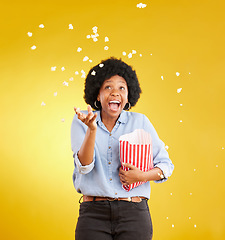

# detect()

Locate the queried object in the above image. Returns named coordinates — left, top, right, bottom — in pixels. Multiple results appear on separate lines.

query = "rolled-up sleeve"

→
left=74, top=152, right=95, bottom=174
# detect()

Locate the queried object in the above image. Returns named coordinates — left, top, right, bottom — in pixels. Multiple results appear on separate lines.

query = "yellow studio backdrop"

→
left=0, top=0, right=224, bottom=239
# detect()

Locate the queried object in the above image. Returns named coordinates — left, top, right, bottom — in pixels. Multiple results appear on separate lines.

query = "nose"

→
left=111, top=91, right=119, bottom=97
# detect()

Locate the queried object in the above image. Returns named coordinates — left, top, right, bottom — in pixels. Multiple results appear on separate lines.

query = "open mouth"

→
left=108, top=100, right=121, bottom=111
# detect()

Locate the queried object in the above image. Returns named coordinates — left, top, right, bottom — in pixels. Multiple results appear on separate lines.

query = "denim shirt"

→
left=71, top=110, right=174, bottom=199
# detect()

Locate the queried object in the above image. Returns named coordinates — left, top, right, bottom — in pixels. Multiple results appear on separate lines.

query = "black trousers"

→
left=75, top=199, right=153, bottom=240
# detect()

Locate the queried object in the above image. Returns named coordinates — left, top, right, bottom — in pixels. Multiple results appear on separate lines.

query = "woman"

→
left=71, top=57, right=174, bottom=240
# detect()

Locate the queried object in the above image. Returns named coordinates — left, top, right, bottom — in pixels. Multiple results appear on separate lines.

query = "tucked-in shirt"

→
left=71, top=110, right=174, bottom=199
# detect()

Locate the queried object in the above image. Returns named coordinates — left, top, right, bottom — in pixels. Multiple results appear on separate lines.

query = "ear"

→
left=97, top=94, right=100, bottom=101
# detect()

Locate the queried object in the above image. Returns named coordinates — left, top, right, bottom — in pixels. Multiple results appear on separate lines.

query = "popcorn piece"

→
left=180, top=103, right=183, bottom=106
left=91, top=70, right=96, bottom=76
left=51, top=66, right=56, bottom=71
left=165, top=145, right=169, bottom=150
left=170, top=193, right=173, bottom=195
left=69, top=24, right=73, bottom=29
left=180, top=120, right=183, bottom=122
left=63, top=81, right=69, bottom=86
left=137, top=3, right=147, bottom=8
left=41, top=102, right=46, bottom=106
left=150, top=53, right=153, bottom=56
left=222, top=147, right=224, bottom=150
left=27, top=32, right=32, bottom=37
left=177, top=88, right=182, bottom=93
left=189, top=217, right=191, bottom=219
left=39, top=24, right=44, bottom=28
left=61, top=119, right=65, bottom=122
left=194, top=225, right=197, bottom=228
left=105, top=36, right=109, bottom=42
left=54, top=92, right=57, bottom=96
left=132, top=50, right=137, bottom=54
left=83, top=56, right=89, bottom=61
left=92, top=26, right=98, bottom=33
left=128, top=53, right=132, bottom=58
left=75, top=71, right=79, bottom=75
left=93, top=38, right=98, bottom=42
left=161, top=76, right=164, bottom=80
left=69, top=77, right=74, bottom=81
left=190, top=193, right=193, bottom=195
left=89, top=59, right=92, bottom=62
left=122, top=51, right=126, bottom=56
left=77, top=47, right=82, bottom=52
left=104, top=46, right=109, bottom=50
left=99, top=63, right=104, bottom=68
left=86, top=35, right=91, bottom=39
left=81, top=70, right=86, bottom=78
left=31, top=45, right=36, bottom=50
left=176, top=72, right=180, bottom=76
left=139, top=54, right=142, bottom=57
left=61, top=67, right=65, bottom=71
left=172, top=224, right=174, bottom=228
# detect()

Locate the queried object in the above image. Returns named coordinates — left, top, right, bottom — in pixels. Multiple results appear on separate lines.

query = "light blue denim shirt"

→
left=71, top=110, right=174, bottom=199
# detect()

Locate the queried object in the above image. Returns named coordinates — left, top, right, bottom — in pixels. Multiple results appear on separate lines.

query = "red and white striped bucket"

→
left=119, top=129, right=153, bottom=191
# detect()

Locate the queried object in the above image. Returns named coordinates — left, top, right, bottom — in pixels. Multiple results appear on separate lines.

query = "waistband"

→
left=81, top=195, right=147, bottom=203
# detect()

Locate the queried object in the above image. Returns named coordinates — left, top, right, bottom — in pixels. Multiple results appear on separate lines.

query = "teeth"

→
left=109, top=100, right=120, bottom=104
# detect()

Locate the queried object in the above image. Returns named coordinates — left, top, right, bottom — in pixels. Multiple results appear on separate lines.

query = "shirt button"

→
left=109, top=146, right=111, bottom=149
left=115, top=193, right=118, bottom=195
left=108, top=162, right=111, bottom=165
left=110, top=178, right=112, bottom=181
left=109, top=133, right=112, bottom=136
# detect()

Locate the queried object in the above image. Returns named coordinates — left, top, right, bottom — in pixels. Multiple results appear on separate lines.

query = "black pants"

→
left=75, top=199, right=153, bottom=240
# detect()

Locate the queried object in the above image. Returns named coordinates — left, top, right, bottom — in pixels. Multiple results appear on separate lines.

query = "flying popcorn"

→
left=75, top=71, right=79, bottom=75
left=89, top=59, right=92, bottom=62
left=105, top=36, right=109, bottom=42
left=99, top=63, right=104, bottom=68
left=104, top=46, right=109, bottom=50
left=39, top=24, right=44, bottom=28
left=132, top=50, right=137, bottom=54
left=91, top=70, right=96, bottom=76
left=69, top=24, right=73, bottom=29
left=92, top=26, right=98, bottom=33
left=69, top=77, right=74, bottom=81
left=93, top=38, right=98, bottom=42
left=128, top=53, right=132, bottom=58
left=77, top=47, right=82, bottom=52
left=61, top=67, right=65, bottom=71
left=31, top=45, right=36, bottom=50
left=165, top=145, right=169, bottom=150
left=51, top=66, right=56, bottom=71
left=177, top=88, right=182, bottom=93
left=83, top=56, right=89, bottom=61
left=122, top=52, right=126, bottom=56
left=27, top=32, right=32, bottom=37
left=176, top=72, right=180, bottom=76
left=161, top=76, right=164, bottom=80
left=140, top=54, right=142, bottom=57
left=86, top=35, right=91, bottom=39
left=137, top=3, right=147, bottom=8
left=63, top=81, right=69, bottom=86
left=180, top=103, right=183, bottom=106
left=54, top=92, right=57, bottom=96
left=61, top=119, right=65, bottom=122
left=41, top=102, right=46, bottom=106
left=180, top=120, right=183, bottom=122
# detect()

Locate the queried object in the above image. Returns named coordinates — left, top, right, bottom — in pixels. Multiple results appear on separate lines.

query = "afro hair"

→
left=84, top=57, right=142, bottom=110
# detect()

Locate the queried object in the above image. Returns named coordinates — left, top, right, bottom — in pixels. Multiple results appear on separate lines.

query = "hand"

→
left=74, top=105, right=97, bottom=131
left=119, top=163, right=146, bottom=186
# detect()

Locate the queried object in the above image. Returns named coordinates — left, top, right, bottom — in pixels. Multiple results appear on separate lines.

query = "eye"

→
left=120, top=86, right=126, bottom=90
left=105, top=85, right=111, bottom=90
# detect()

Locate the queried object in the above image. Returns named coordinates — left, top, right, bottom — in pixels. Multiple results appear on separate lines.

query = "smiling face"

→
left=97, top=75, right=128, bottom=123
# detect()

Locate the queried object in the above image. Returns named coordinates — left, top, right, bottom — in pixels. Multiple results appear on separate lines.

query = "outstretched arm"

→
left=74, top=105, right=97, bottom=166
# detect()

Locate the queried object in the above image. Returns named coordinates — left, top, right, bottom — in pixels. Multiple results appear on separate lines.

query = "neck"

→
left=100, top=112, right=119, bottom=132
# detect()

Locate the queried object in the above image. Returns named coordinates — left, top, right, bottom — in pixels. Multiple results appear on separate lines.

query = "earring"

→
left=94, top=100, right=100, bottom=109
left=124, top=102, right=131, bottom=111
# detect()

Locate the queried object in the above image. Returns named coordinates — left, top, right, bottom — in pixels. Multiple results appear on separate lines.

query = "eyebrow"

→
left=104, top=80, right=126, bottom=84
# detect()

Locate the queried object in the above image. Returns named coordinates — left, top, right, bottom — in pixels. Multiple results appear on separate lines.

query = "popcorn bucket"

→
left=119, top=129, right=153, bottom=191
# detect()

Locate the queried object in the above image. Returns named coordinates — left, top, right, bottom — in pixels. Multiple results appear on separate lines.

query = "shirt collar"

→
left=95, top=110, right=128, bottom=124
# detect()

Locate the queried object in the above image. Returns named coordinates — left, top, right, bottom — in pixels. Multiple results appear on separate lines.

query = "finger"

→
left=122, top=163, right=135, bottom=170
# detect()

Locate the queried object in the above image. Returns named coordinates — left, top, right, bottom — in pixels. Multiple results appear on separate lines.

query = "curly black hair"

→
left=84, top=57, right=142, bottom=110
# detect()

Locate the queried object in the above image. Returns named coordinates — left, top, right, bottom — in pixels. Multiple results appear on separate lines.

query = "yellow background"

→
left=1, top=0, right=225, bottom=239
